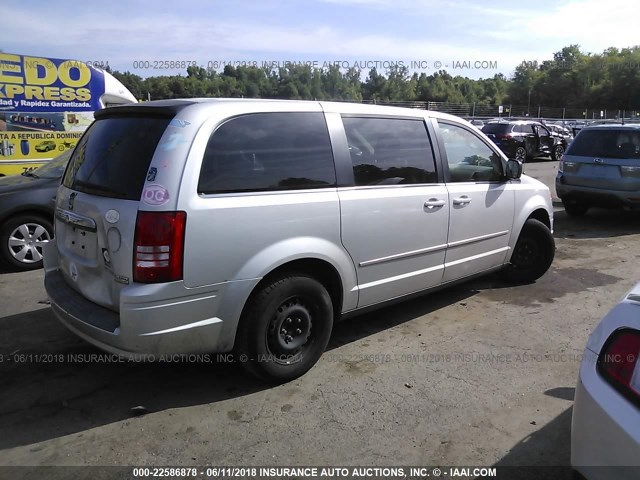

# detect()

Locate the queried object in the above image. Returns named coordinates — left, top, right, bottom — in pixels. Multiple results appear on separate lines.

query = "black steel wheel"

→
left=235, top=274, right=333, bottom=382
left=501, top=218, right=555, bottom=283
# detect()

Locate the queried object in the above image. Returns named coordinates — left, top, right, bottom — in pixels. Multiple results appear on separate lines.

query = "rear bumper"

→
left=556, top=177, right=640, bottom=208
left=571, top=349, right=640, bottom=479
left=43, top=241, right=256, bottom=356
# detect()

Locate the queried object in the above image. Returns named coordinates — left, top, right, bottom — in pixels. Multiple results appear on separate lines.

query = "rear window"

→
left=481, top=124, right=511, bottom=134
left=62, top=116, right=170, bottom=199
left=567, top=129, right=640, bottom=159
left=198, top=112, right=336, bottom=194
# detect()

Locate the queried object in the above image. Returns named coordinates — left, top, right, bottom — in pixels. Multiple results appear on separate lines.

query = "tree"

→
left=111, top=71, right=145, bottom=100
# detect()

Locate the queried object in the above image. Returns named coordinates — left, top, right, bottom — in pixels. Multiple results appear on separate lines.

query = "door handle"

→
left=452, top=196, right=472, bottom=205
left=424, top=199, right=446, bottom=209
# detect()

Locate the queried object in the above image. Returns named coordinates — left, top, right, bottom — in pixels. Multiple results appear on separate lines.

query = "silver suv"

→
left=557, top=124, right=640, bottom=216
left=44, top=99, right=555, bottom=381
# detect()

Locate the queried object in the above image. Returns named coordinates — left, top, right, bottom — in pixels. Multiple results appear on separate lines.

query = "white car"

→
left=572, top=283, right=640, bottom=479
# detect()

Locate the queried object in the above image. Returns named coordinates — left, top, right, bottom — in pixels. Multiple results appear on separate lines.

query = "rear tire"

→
left=514, top=146, right=527, bottom=162
left=235, top=274, right=333, bottom=382
left=0, top=214, right=53, bottom=271
left=502, top=218, right=555, bottom=283
left=551, top=144, right=565, bottom=161
left=563, top=202, right=589, bottom=217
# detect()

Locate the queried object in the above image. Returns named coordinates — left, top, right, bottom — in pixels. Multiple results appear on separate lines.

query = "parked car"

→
left=481, top=120, right=567, bottom=162
left=547, top=123, right=574, bottom=144
left=44, top=99, right=555, bottom=381
left=0, top=151, right=71, bottom=270
left=556, top=124, right=640, bottom=216
left=569, top=121, right=589, bottom=137
left=34, top=140, right=57, bottom=152
left=572, top=282, right=640, bottom=479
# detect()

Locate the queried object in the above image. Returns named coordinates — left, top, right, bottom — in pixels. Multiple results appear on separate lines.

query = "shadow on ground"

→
left=554, top=207, right=640, bottom=240
left=0, top=284, right=482, bottom=450
left=493, top=406, right=574, bottom=479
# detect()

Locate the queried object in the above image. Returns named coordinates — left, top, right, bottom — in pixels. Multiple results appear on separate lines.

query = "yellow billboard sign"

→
left=0, top=131, right=83, bottom=175
left=0, top=53, right=102, bottom=110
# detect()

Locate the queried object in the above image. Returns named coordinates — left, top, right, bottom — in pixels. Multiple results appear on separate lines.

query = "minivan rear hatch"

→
left=55, top=109, right=176, bottom=311
left=562, top=128, right=640, bottom=191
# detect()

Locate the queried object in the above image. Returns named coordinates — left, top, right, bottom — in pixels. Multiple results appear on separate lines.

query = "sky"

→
left=3, top=0, right=639, bottom=80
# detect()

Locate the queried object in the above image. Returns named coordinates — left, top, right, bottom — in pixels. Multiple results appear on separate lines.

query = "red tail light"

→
left=133, top=211, right=186, bottom=283
left=496, top=134, right=512, bottom=140
left=597, top=328, right=640, bottom=407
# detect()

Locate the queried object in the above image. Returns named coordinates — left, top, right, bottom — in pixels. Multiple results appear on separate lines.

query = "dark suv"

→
left=482, top=120, right=567, bottom=162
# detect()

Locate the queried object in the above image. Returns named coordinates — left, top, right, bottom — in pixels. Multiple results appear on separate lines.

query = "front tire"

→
left=235, top=274, right=333, bottom=382
left=0, top=214, right=53, bottom=271
left=502, top=218, right=555, bottom=283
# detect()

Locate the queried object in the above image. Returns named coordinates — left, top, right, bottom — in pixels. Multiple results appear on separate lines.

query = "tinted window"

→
left=567, top=129, right=640, bottom=159
left=198, top=113, right=336, bottom=194
left=440, top=122, right=504, bottom=182
left=342, top=116, right=437, bottom=186
left=481, top=124, right=511, bottom=134
left=63, top=117, right=170, bottom=199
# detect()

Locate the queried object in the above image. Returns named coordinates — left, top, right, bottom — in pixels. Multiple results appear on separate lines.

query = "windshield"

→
left=33, top=150, right=73, bottom=178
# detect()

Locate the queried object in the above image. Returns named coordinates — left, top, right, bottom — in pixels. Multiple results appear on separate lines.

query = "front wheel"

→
left=501, top=218, right=555, bottom=283
left=235, top=274, right=333, bottom=382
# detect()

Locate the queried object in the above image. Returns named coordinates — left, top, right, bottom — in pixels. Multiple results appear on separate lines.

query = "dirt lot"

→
left=1, top=161, right=639, bottom=478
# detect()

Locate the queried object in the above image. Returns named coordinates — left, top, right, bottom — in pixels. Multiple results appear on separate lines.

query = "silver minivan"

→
left=44, top=99, right=555, bottom=381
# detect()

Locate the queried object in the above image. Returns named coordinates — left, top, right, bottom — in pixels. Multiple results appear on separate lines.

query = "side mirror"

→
left=505, top=159, right=522, bottom=179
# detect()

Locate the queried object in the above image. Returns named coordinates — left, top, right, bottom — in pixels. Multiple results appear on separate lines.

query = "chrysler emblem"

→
left=68, top=192, right=77, bottom=210
left=594, top=158, right=603, bottom=164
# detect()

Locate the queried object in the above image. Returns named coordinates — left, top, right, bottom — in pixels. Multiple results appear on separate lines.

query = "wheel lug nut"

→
left=297, top=318, right=301, bottom=323
left=295, top=328, right=302, bottom=335
left=285, top=335, right=293, bottom=343
left=281, top=329, right=287, bottom=335
left=286, top=318, right=292, bottom=324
